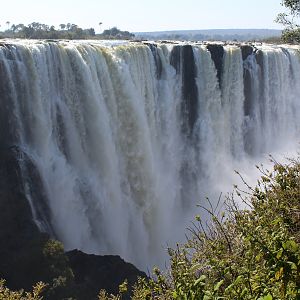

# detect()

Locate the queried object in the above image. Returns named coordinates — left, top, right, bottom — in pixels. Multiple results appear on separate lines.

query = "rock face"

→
left=241, top=45, right=254, bottom=61
left=0, top=146, right=146, bottom=299
left=170, top=45, right=198, bottom=135
left=0, top=146, right=44, bottom=289
left=181, top=45, right=198, bottom=135
left=146, top=43, right=163, bottom=79
left=67, top=250, right=147, bottom=300
left=206, top=44, right=224, bottom=85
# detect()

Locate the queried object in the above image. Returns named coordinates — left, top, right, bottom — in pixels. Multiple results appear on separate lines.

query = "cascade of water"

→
left=0, top=40, right=299, bottom=269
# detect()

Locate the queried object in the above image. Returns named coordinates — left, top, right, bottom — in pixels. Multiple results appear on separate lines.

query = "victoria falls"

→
left=1, top=1, right=300, bottom=299
left=1, top=40, right=300, bottom=270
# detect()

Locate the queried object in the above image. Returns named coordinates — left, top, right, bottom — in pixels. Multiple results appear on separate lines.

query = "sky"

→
left=1, top=0, right=285, bottom=33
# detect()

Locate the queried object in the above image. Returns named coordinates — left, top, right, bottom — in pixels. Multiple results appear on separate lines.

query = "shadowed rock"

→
left=255, top=50, right=264, bottom=70
left=281, top=47, right=294, bottom=79
left=146, top=43, right=162, bottom=79
left=67, top=250, right=147, bottom=300
left=0, top=146, right=46, bottom=289
left=241, top=45, right=254, bottom=60
left=170, top=45, right=181, bottom=73
left=206, top=44, right=224, bottom=85
left=170, top=45, right=198, bottom=135
left=181, top=45, right=198, bottom=135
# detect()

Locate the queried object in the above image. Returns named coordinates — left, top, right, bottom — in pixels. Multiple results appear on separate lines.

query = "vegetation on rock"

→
left=0, top=280, right=45, bottom=300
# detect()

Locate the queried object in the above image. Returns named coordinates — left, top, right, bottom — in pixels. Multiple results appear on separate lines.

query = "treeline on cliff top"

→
left=0, top=22, right=135, bottom=40
left=1, top=1, right=300, bottom=43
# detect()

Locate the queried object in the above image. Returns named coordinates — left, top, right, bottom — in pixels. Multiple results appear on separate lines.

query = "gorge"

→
left=0, top=40, right=300, bottom=272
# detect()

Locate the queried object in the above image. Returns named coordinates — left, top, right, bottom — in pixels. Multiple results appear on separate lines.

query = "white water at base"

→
left=1, top=40, right=300, bottom=270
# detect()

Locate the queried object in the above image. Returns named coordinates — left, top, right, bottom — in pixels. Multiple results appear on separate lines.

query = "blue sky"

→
left=1, top=0, right=285, bottom=33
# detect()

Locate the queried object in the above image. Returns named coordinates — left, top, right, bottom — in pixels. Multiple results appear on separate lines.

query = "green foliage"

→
left=0, top=22, right=134, bottom=40
left=102, top=27, right=135, bottom=39
left=111, top=157, right=300, bottom=299
left=0, top=280, right=45, bottom=300
left=40, top=239, right=75, bottom=300
left=98, top=280, right=128, bottom=300
left=281, top=28, right=300, bottom=42
left=0, top=235, right=74, bottom=300
left=281, top=0, right=300, bottom=14
left=276, top=0, right=300, bottom=43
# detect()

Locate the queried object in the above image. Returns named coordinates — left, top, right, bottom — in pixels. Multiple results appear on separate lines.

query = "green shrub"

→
left=0, top=280, right=45, bottom=300
left=128, top=157, right=300, bottom=299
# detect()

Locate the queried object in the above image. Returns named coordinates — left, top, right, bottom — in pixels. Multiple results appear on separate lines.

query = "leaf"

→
left=276, top=249, right=283, bottom=259
left=214, top=280, right=224, bottom=292
left=195, top=215, right=201, bottom=222
left=275, top=267, right=283, bottom=280
left=194, top=276, right=206, bottom=287
left=234, top=275, right=244, bottom=284
left=262, top=294, right=273, bottom=300
left=190, top=263, right=202, bottom=272
left=288, top=240, right=298, bottom=252
left=283, top=240, right=298, bottom=252
left=256, top=253, right=263, bottom=261
left=287, top=261, right=298, bottom=270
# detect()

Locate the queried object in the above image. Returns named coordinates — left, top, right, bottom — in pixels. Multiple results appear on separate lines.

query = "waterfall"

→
left=0, top=40, right=300, bottom=269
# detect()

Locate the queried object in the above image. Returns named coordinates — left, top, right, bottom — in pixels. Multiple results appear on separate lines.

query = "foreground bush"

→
left=0, top=280, right=45, bottom=300
left=101, top=157, right=300, bottom=300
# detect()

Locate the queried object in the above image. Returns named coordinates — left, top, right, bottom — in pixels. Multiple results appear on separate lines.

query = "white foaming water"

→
left=0, top=40, right=300, bottom=270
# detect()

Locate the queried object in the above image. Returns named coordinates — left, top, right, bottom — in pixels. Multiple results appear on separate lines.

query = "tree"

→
left=59, top=24, right=66, bottom=30
left=11, top=24, right=17, bottom=33
left=276, top=0, right=300, bottom=42
left=86, top=28, right=95, bottom=36
left=66, top=23, right=72, bottom=31
left=102, top=27, right=135, bottom=39
left=6, top=21, right=10, bottom=31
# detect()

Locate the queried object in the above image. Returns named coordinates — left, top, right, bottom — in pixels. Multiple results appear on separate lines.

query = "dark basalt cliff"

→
left=67, top=250, right=146, bottom=299
left=0, top=146, right=145, bottom=299
left=206, top=44, right=224, bottom=84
